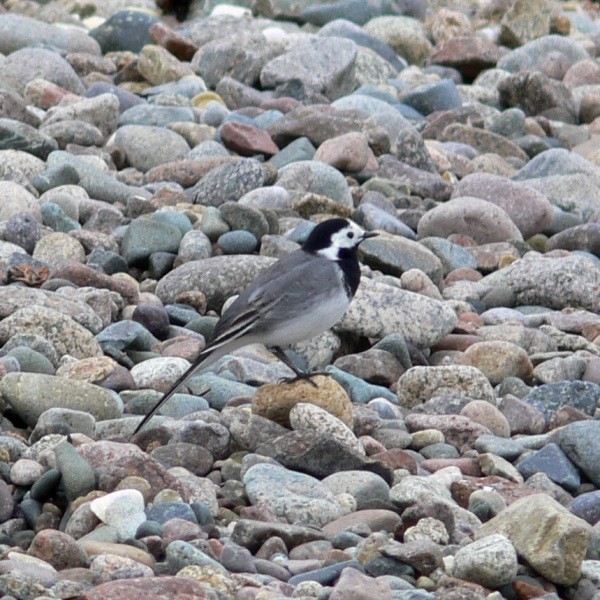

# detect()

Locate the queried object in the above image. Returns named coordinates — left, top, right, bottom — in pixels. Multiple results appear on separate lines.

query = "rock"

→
left=90, top=490, right=146, bottom=542
left=90, top=10, right=158, bottom=53
left=252, top=376, right=353, bottom=428
left=477, top=494, right=590, bottom=585
left=0, top=14, right=100, bottom=54
left=330, top=567, right=393, bottom=600
left=243, top=462, right=344, bottom=527
left=451, top=173, right=553, bottom=239
left=0, top=306, right=102, bottom=359
left=277, top=160, right=353, bottom=207
left=27, top=530, right=87, bottom=570
left=517, top=443, right=581, bottom=492
left=481, top=254, right=600, bottom=313
left=363, top=15, right=431, bottom=66
left=0, top=48, right=84, bottom=96
left=260, top=36, right=358, bottom=101
left=81, top=577, right=211, bottom=600
left=397, top=366, right=495, bottom=408
left=552, top=421, right=600, bottom=487
left=188, top=159, right=267, bottom=206
left=290, top=402, right=364, bottom=456
left=220, top=121, right=279, bottom=157
left=453, top=534, right=518, bottom=587
left=417, top=197, right=523, bottom=244
left=0, top=373, right=121, bottom=427
left=113, top=125, right=189, bottom=172
left=460, top=341, right=533, bottom=386
left=338, top=278, right=457, bottom=348
left=322, top=470, right=389, bottom=510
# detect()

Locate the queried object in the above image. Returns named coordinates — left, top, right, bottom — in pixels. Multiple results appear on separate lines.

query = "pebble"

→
left=0, top=2, right=597, bottom=598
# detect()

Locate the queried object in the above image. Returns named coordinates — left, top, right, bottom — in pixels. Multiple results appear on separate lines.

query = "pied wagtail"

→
left=133, top=218, right=377, bottom=434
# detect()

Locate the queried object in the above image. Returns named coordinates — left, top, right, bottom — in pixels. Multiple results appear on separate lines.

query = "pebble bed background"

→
left=0, top=0, right=600, bottom=599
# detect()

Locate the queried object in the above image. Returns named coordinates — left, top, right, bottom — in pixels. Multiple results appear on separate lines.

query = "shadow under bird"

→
left=133, top=218, right=378, bottom=435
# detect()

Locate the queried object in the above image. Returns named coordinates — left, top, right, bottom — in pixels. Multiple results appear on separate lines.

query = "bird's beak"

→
left=361, top=231, right=378, bottom=240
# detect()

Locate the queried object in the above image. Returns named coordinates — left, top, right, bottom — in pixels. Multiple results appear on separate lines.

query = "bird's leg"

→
left=271, top=346, right=330, bottom=388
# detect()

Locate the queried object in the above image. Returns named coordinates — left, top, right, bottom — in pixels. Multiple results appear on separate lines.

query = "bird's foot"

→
left=278, top=371, right=331, bottom=388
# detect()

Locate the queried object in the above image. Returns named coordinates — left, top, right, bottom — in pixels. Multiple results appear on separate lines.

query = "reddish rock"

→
left=431, top=334, right=480, bottom=352
left=52, top=260, right=138, bottom=304
left=28, top=530, right=87, bottom=570
left=322, top=510, right=401, bottom=537
left=450, top=476, right=537, bottom=508
left=24, top=79, right=81, bottom=109
left=405, top=414, right=492, bottom=450
left=145, top=156, right=239, bottom=186
left=421, top=458, right=483, bottom=477
left=330, top=567, right=393, bottom=600
left=429, top=36, right=506, bottom=79
left=155, top=336, right=205, bottom=361
left=371, top=449, right=418, bottom=474
left=445, top=267, right=483, bottom=285
left=314, top=132, right=374, bottom=173
left=150, top=22, right=198, bottom=61
left=81, top=577, right=212, bottom=600
left=78, top=441, right=183, bottom=498
left=220, top=121, right=279, bottom=157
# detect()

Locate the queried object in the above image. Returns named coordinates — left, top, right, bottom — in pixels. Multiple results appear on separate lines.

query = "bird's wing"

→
left=211, top=249, right=310, bottom=336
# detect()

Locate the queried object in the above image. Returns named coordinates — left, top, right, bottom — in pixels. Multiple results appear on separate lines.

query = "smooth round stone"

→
left=219, top=202, right=270, bottom=241
left=6, top=347, right=54, bottom=375
left=419, top=237, right=478, bottom=275
left=177, top=230, right=213, bottom=262
left=322, top=470, right=390, bottom=510
left=461, top=341, right=533, bottom=386
left=569, top=491, right=600, bottom=525
left=0, top=372, right=119, bottom=427
left=199, top=206, right=230, bottom=242
left=217, top=230, right=258, bottom=254
left=3, top=212, right=41, bottom=254
left=0, top=47, right=84, bottom=96
left=473, top=435, right=524, bottom=460
left=187, top=158, right=267, bottom=206
left=0, top=479, right=14, bottom=521
left=131, top=304, right=170, bottom=340
left=130, top=357, right=190, bottom=392
left=243, top=463, right=344, bottom=528
left=238, top=185, right=292, bottom=212
left=113, top=125, right=190, bottom=172
left=419, top=443, right=460, bottom=459
left=54, top=439, right=95, bottom=502
left=89, top=10, right=158, bottom=53
left=276, top=160, right=353, bottom=206
left=166, top=540, right=225, bottom=572
left=417, top=196, right=523, bottom=244
left=121, top=218, right=183, bottom=267
left=33, top=231, right=86, bottom=265
left=152, top=211, right=193, bottom=236
left=41, top=202, right=81, bottom=234
left=460, top=400, right=511, bottom=438
left=10, top=458, right=44, bottom=486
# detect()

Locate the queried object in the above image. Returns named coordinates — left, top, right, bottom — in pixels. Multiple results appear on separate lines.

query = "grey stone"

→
left=0, top=373, right=121, bottom=428
left=261, top=36, right=358, bottom=101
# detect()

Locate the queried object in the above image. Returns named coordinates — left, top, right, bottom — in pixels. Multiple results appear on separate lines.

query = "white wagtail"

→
left=133, top=218, right=377, bottom=434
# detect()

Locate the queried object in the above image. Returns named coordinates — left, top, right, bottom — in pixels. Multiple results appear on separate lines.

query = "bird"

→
left=133, top=218, right=377, bottom=435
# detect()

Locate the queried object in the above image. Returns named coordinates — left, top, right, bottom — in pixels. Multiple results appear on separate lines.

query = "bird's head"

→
left=302, top=218, right=378, bottom=261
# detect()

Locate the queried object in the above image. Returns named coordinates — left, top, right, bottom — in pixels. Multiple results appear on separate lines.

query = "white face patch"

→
left=317, top=221, right=367, bottom=260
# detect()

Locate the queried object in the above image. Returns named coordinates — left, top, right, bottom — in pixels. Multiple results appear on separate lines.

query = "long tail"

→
left=132, top=347, right=212, bottom=436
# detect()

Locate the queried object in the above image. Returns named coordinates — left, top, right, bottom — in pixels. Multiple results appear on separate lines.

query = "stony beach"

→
left=1, top=0, right=600, bottom=598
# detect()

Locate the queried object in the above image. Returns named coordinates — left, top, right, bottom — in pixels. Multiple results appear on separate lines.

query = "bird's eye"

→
left=347, top=232, right=354, bottom=239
